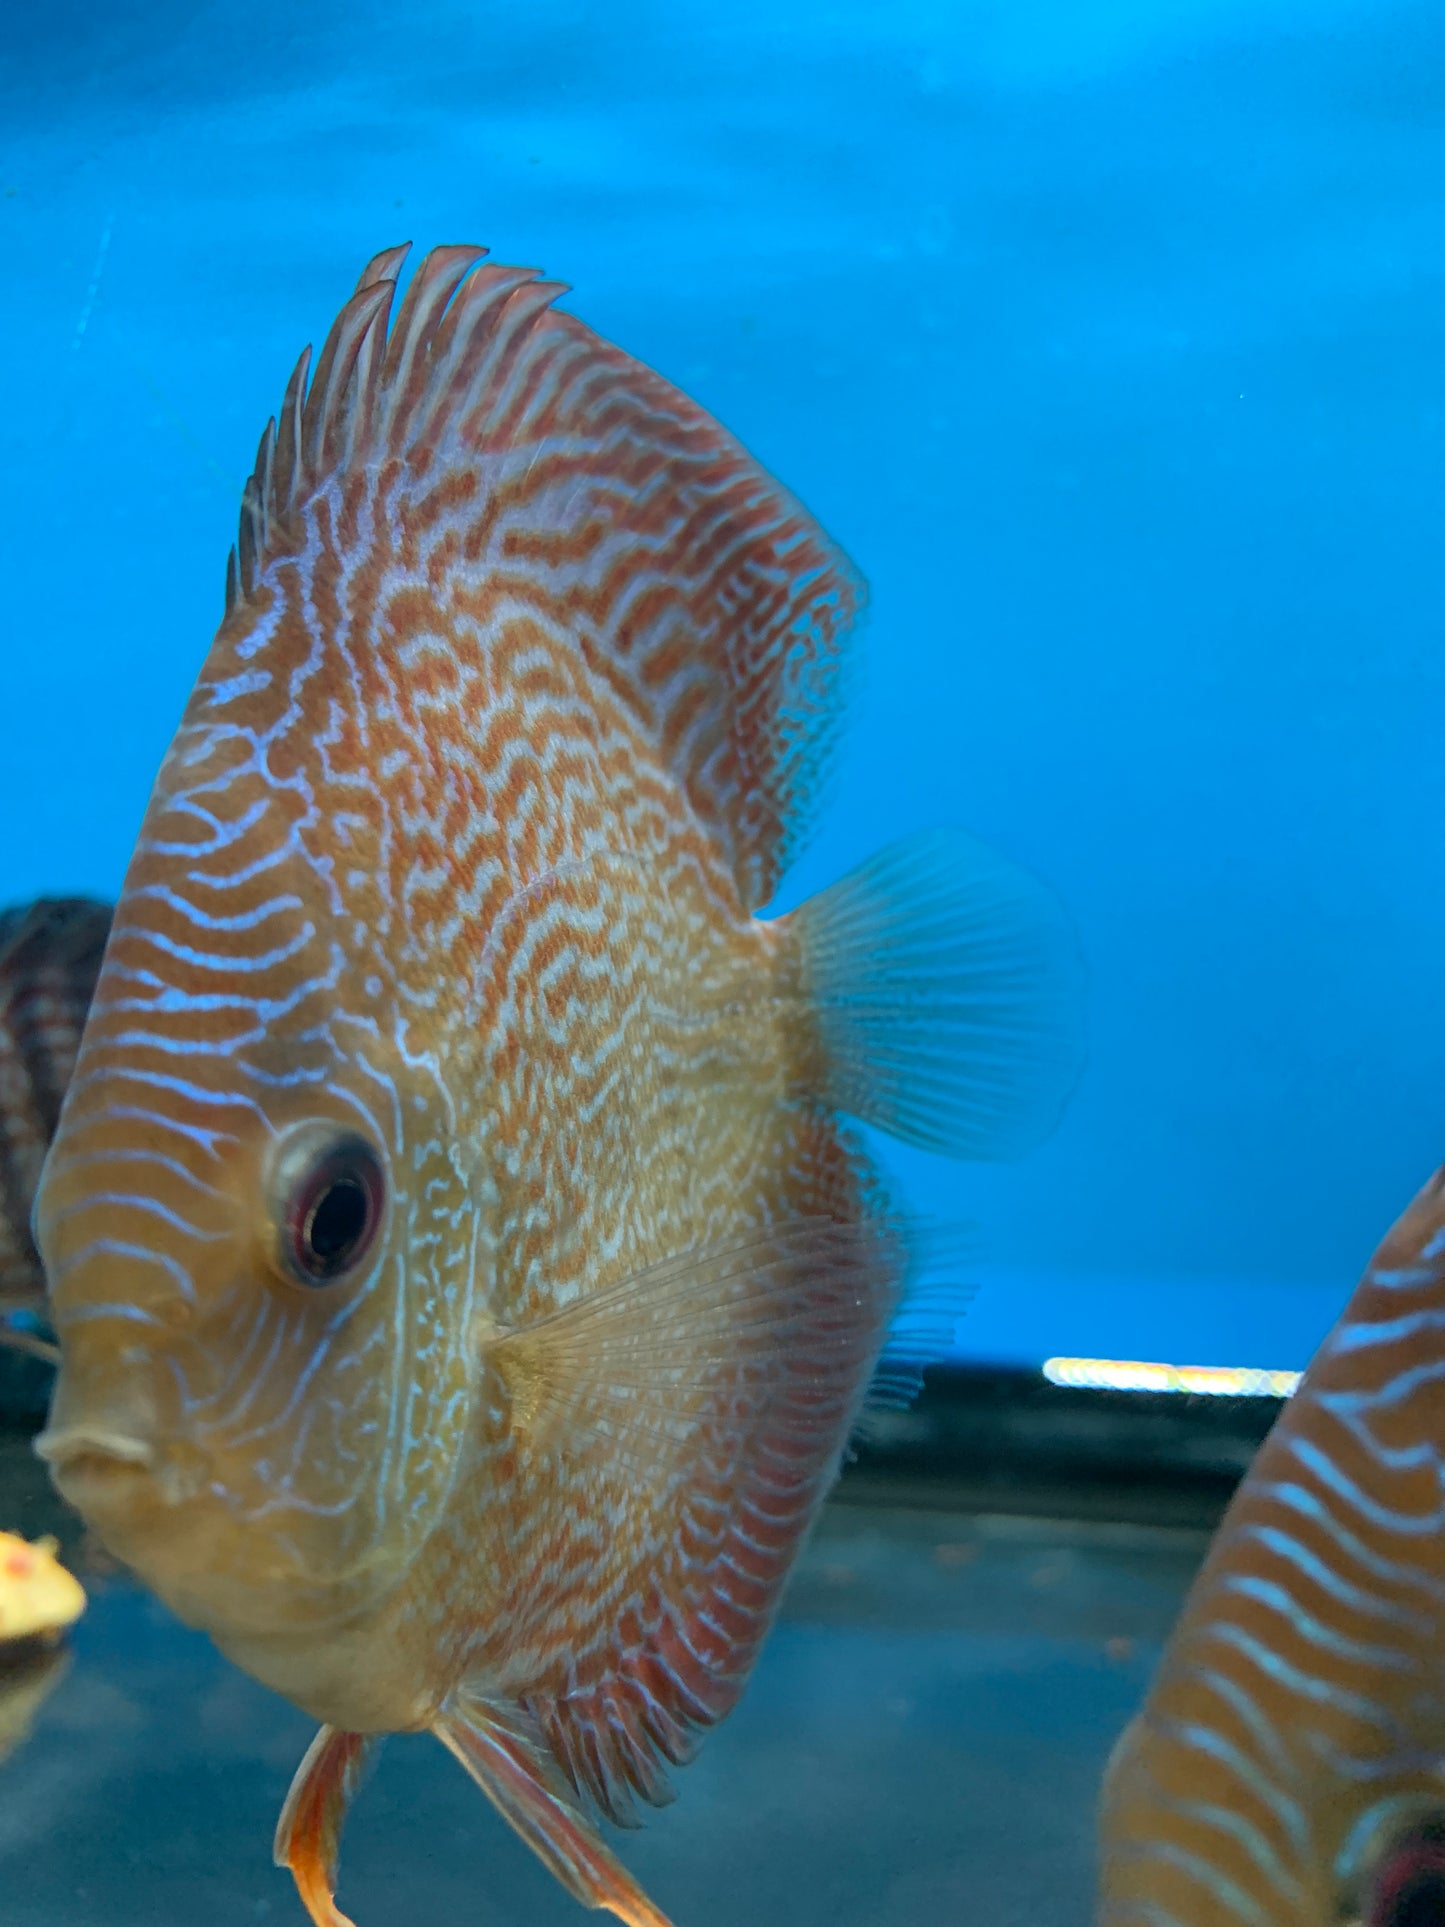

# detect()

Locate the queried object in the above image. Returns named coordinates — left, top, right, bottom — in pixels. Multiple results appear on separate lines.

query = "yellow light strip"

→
left=1042, top=1356, right=1302, bottom=1398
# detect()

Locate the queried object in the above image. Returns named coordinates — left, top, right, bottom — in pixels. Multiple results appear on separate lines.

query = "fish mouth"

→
left=34, top=1425, right=157, bottom=1500
left=35, top=1425, right=214, bottom=1519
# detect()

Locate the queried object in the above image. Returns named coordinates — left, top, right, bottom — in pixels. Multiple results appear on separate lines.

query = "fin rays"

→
left=792, top=826, right=1086, bottom=1160
left=273, top=1726, right=377, bottom=1927
left=436, top=1691, right=676, bottom=1927
left=479, top=1215, right=906, bottom=1829
left=222, top=241, right=863, bottom=907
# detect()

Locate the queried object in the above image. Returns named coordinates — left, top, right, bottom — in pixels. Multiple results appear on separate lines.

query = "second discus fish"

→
left=1100, top=1166, right=1445, bottom=1927
left=35, top=244, right=1083, bottom=1926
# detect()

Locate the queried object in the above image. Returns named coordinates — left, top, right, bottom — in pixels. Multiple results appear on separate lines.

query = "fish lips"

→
left=34, top=1425, right=276, bottom=1635
left=35, top=1418, right=401, bottom=1649
left=35, top=1423, right=205, bottom=1530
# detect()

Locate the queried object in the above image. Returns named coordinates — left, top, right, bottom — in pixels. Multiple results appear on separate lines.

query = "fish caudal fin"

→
left=435, top=1691, right=675, bottom=1927
left=480, top=1216, right=904, bottom=1828
left=789, top=828, right=1085, bottom=1160
left=273, top=1726, right=377, bottom=1927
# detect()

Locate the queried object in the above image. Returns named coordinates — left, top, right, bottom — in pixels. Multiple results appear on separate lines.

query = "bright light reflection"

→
left=1042, top=1356, right=1302, bottom=1398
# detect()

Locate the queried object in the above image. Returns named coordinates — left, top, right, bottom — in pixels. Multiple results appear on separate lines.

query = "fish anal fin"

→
left=273, top=1726, right=376, bottom=1927
left=484, top=1216, right=904, bottom=1827
left=226, top=244, right=861, bottom=907
left=435, top=1690, right=675, bottom=1927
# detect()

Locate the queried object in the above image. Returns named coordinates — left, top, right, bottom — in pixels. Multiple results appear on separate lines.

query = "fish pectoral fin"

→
left=787, top=826, right=1086, bottom=1161
left=434, top=1690, right=676, bottom=1927
left=273, top=1725, right=377, bottom=1927
left=481, top=1215, right=903, bottom=1482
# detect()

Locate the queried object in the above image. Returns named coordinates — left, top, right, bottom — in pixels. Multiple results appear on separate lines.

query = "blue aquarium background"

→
left=5, top=0, right=1445, bottom=1376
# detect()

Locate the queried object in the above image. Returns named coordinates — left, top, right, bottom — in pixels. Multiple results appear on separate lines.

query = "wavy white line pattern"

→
left=1099, top=1166, right=1445, bottom=1927
left=32, top=245, right=899, bottom=1903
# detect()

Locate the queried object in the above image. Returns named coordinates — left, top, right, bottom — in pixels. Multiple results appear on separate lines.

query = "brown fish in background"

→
left=0, top=899, right=111, bottom=1351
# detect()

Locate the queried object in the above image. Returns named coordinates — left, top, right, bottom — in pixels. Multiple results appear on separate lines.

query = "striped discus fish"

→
left=1100, top=1165, right=1445, bottom=1927
left=0, top=898, right=110, bottom=1348
left=33, top=244, right=1083, bottom=1927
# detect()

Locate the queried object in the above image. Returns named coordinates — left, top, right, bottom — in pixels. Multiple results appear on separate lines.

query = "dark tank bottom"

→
left=0, top=1418, right=1205, bottom=1927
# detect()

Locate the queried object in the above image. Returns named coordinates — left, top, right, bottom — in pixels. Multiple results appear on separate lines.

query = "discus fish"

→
left=1100, top=1164, right=1445, bottom=1927
left=0, top=898, right=110, bottom=1353
left=34, top=244, right=1083, bottom=1927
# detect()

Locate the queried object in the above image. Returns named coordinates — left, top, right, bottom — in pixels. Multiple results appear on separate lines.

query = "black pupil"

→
left=1386, top=1873, right=1445, bottom=1927
left=276, top=1131, right=382, bottom=1288
left=307, top=1175, right=369, bottom=1266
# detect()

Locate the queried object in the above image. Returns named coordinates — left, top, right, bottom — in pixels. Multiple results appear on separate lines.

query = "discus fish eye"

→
left=267, top=1124, right=386, bottom=1288
left=1368, top=1821, right=1445, bottom=1927
left=1339, top=1806, right=1445, bottom=1927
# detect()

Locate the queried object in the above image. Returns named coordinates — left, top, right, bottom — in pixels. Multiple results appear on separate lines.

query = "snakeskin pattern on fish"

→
left=34, top=245, right=1082, bottom=1927
left=1100, top=1166, right=1445, bottom=1927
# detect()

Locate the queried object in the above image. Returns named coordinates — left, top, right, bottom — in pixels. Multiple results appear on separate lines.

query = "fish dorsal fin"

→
left=480, top=1216, right=904, bottom=1826
left=225, top=243, right=864, bottom=910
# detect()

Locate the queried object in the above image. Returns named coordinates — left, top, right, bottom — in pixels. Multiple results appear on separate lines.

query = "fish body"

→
left=0, top=898, right=110, bottom=1336
left=34, top=246, right=1082, bottom=1925
left=1099, top=1165, right=1445, bottom=1927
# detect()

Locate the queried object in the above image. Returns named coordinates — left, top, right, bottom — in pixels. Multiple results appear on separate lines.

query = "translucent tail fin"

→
left=791, top=828, right=1085, bottom=1160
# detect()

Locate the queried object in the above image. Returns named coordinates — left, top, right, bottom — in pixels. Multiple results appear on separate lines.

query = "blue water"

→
left=5, top=0, right=1445, bottom=1370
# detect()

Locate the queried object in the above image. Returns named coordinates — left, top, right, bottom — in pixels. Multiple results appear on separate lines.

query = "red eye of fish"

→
left=277, top=1133, right=385, bottom=1287
left=1369, top=1823, right=1445, bottom=1927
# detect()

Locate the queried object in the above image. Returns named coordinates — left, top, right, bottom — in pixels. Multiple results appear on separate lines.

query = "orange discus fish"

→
left=1100, top=1165, right=1445, bottom=1927
left=34, top=245, right=1082, bottom=1926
